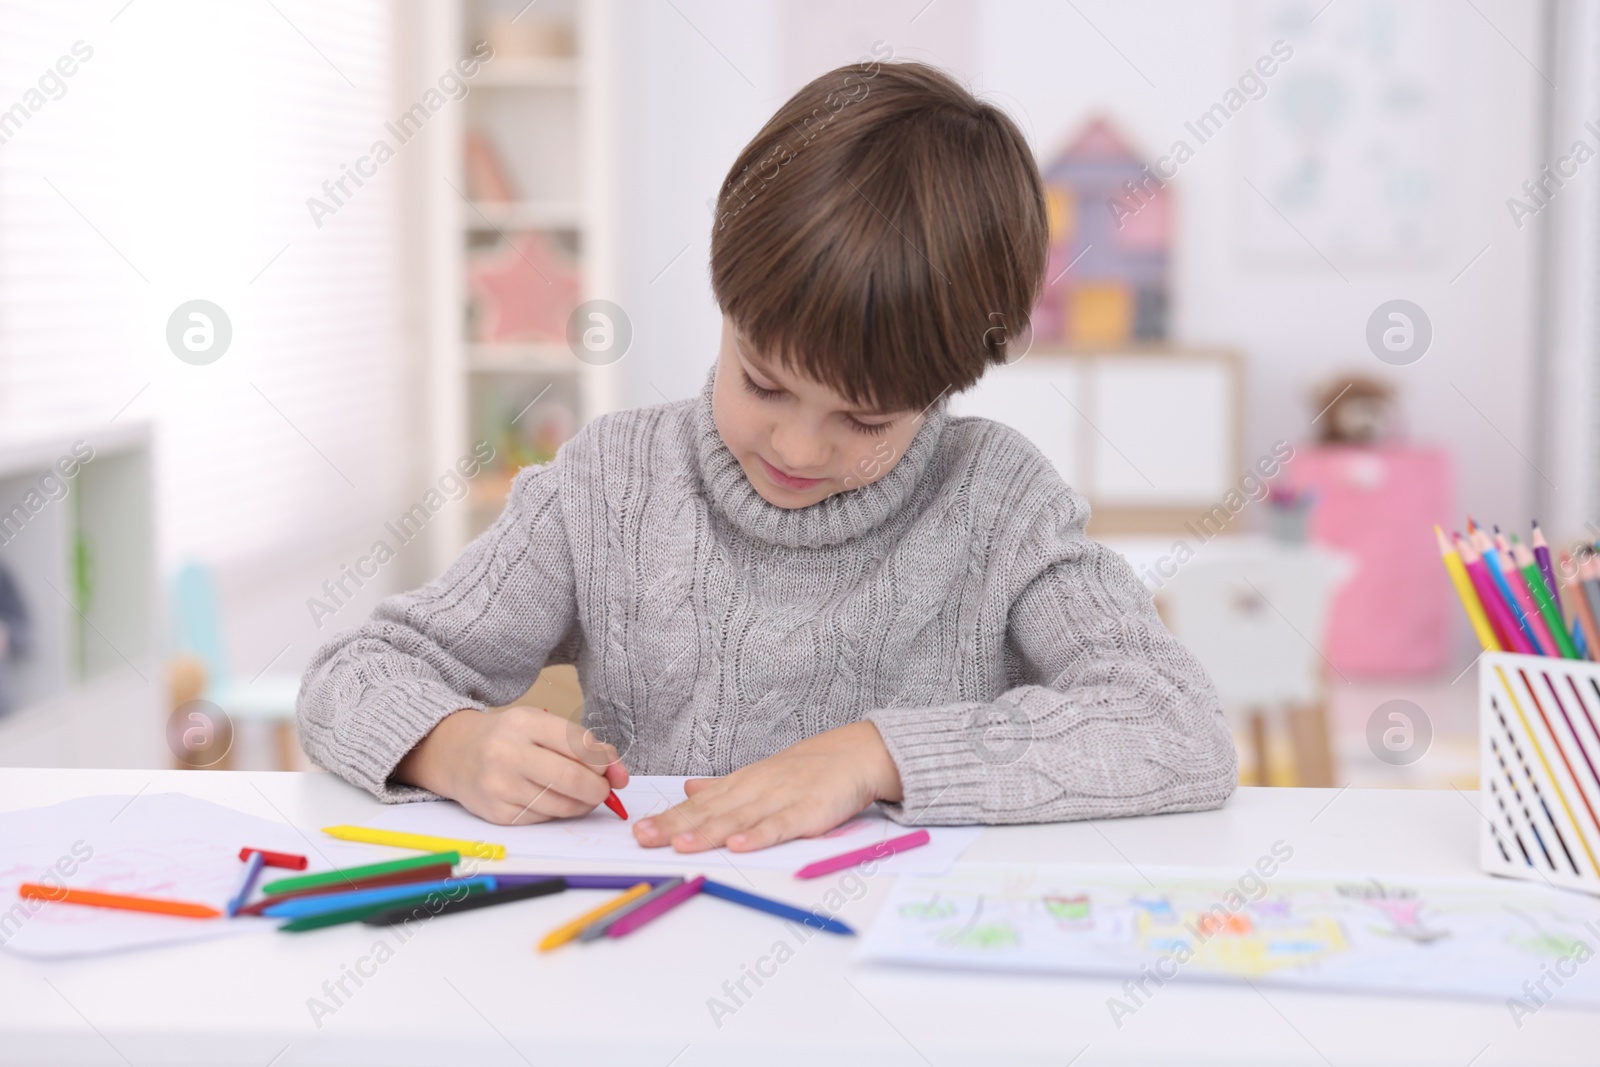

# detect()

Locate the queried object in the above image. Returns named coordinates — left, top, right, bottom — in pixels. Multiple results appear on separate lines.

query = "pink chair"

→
left=1284, top=446, right=1454, bottom=677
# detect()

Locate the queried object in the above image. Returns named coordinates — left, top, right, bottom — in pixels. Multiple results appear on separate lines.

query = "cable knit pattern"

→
left=297, top=364, right=1237, bottom=822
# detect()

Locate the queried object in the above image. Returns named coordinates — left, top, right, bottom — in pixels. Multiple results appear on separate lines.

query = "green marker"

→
left=261, top=851, right=460, bottom=896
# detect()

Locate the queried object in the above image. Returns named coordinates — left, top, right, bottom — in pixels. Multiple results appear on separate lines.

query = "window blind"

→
left=0, top=0, right=406, bottom=570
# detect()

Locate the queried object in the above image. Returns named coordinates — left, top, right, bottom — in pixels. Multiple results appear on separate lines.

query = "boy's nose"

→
left=768, top=424, right=830, bottom=473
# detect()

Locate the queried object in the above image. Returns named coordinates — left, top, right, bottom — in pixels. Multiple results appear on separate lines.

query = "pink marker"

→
left=795, top=829, right=931, bottom=879
left=605, top=875, right=705, bottom=939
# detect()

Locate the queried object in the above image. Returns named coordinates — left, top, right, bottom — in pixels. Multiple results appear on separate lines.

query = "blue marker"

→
left=701, top=878, right=854, bottom=935
left=262, top=876, right=497, bottom=919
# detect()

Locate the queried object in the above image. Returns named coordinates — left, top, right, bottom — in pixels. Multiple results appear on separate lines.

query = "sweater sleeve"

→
left=864, top=482, right=1237, bottom=825
left=296, top=457, right=578, bottom=802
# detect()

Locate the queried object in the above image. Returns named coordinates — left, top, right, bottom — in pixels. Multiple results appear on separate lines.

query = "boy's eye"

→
left=848, top=417, right=893, bottom=436
left=740, top=372, right=782, bottom=401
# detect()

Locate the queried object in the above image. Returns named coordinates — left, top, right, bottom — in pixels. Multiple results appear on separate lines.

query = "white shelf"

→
left=466, top=344, right=580, bottom=373
left=476, top=57, right=580, bottom=88
left=463, top=199, right=583, bottom=230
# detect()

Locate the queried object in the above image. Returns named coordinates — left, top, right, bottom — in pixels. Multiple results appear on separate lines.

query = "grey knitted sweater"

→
left=297, top=365, right=1237, bottom=824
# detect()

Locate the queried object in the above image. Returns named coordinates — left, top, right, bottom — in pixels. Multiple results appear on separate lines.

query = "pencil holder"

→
left=1479, top=651, right=1600, bottom=896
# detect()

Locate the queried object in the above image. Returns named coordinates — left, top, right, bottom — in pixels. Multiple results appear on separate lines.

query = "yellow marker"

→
left=321, top=824, right=507, bottom=861
left=537, top=882, right=652, bottom=952
left=1436, top=526, right=1500, bottom=652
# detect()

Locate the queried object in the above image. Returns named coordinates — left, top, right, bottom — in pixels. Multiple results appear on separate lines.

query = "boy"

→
left=297, top=60, right=1236, bottom=853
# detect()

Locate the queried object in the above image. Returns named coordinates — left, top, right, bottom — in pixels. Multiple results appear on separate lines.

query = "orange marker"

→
left=20, top=883, right=221, bottom=919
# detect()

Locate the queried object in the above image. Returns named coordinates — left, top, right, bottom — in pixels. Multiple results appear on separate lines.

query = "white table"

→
left=0, top=769, right=1591, bottom=1066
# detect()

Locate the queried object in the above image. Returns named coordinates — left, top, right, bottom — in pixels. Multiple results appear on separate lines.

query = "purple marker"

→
left=495, top=873, right=676, bottom=890
left=226, top=849, right=267, bottom=917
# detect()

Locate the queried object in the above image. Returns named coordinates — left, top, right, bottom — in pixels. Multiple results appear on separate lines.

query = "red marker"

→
left=240, top=847, right=308, bottom=870
left=603, top=791, right=628, bottom=820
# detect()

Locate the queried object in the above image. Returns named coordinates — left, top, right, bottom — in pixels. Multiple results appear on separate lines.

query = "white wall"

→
left=1541, top=0, right=1600, bottom=540
left=607, top=0, right=1548, bottom=531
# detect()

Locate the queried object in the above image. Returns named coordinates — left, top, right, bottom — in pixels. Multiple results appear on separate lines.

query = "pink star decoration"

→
left=469, top=233, right=581, bottom=344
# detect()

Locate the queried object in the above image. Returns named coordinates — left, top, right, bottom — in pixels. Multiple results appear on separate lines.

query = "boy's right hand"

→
left=393, top=706, right=628, bottom=826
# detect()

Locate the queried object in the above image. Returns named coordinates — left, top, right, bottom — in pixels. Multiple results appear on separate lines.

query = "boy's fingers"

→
left=634, top=795, right=712, bottom=847
left=502, top=713, right=614, bottom=806
left=552, top=716, right=621, bottom=771
left=511, top=707, right=620, bottom=773
left=522, top=747, right=613, bottom=808
left=726, top=813, right=800, bottom=852
left=485, top=781, right=589, bottom=825
left=575, top=725, right=624, bottom=770
left=669, top=798, right=771, bottom=851
left=655, top=786, right=778, bottom=851
left=632, top=806, right=687, bottom=847
left=633, top=775, right=758, bottom=846
left=461, top=794, right=549, bottom=826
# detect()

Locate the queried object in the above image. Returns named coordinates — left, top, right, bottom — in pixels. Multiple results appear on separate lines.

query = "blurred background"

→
left=0, top=0, right=1594, bottom=793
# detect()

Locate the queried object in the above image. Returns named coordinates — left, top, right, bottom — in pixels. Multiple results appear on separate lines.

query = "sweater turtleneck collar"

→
left=690, top=363, right=950, bottom=549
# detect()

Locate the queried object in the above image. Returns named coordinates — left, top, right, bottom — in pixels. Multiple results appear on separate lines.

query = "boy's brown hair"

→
left=709, top=57, right=1049, bottom=415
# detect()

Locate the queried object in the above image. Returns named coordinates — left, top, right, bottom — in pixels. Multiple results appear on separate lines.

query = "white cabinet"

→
left=949, top=350, right=1240, bottom=533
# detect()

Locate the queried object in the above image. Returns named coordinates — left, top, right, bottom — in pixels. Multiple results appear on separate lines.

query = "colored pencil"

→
left=362, top=877, right=566, bottom=926
left=235, top=863, right=454, bottom=916
left=605, top=875, right=706, bottom=939
left=1572, top=585, right=1591, bottom=659
left=577, top=877, right=684, bottom=942
left=226, top=849, right=267, bottom=917
left=604, top=791, right=628, bottom=820
left=1563, top=554, right=1600, bottom=663
left=1513, top=539, right=1579, bottom=658
left=496, top=873, right=675, bottom=890
left=321, top=825, right=506, bottom=861
left=1456, top=534, right=1529, bottom=653
left=239, top=847, right=307, bottom=870
left=262, top=877, right=497, bottom=919
left=795, top=829, right=932, bottom=879
left=1436, top=526, right=1499, bottom=652
left=261, top=851, right=460, bottom=896
left=701, top=878, right=855, bottom=935
left=1582, top=556, right=1600, bottom=658
left=1530, top=523, right=1564, bottom=616
left=1564, top=552, right=1586, bottom=660
left=1476, top=529, right=1547, bottom=654
left=1577, top=556, right=1600, bottom=660
left=278, top=882, right=493, bottom=933
left=1497, top=533, right=1559, bottom=655
left=19, top=883, right=220, bottom=919
left=538, top=882, right=653, bottom=951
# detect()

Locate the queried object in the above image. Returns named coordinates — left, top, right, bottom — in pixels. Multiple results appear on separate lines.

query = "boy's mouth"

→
left=758, top=456, right=825, bottom=491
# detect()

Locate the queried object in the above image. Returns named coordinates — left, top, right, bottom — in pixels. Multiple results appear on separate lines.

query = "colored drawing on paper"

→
left=0, top=793, right=323, bottom=959
left=1044, top=894, right=1090, bottom=925
left=899, top=894, right=957, bottom=922
left=857, top=864, right=1600, bottom=1006
left=932, top=897, right=1019, bottom=951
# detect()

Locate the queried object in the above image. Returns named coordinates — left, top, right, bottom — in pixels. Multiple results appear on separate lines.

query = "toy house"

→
left=1035, top=118, right=1170, bottom=347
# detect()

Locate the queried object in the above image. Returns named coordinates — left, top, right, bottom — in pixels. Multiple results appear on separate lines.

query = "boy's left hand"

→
left=633, top=720, right=903, bottom=852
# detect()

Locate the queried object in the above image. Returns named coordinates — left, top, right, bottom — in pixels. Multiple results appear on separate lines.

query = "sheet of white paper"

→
left=856, top=863, right=1600, bottom=1005
left=0, top=793, right=313, bottom=959
left=363, top=776, right=981, bottom=875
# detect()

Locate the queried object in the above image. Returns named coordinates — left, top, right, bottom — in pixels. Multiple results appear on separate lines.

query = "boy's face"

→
left=711, top=318, right=925, bottom=509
